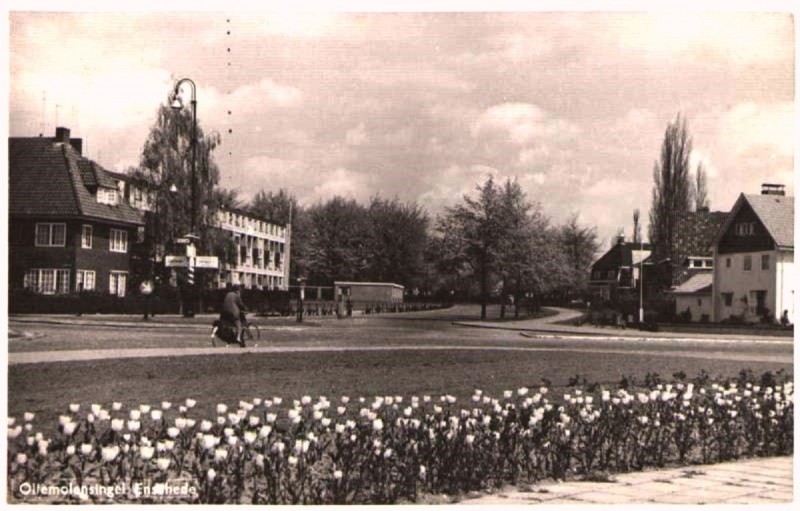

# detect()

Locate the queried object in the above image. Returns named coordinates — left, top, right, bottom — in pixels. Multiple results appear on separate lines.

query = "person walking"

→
left=222, top=285, right=248, bottom=343
left=140, top=279, right=154, bottom=320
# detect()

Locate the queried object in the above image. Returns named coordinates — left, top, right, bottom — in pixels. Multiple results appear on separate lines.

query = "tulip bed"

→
left=6, top=370, right=793, bottom=504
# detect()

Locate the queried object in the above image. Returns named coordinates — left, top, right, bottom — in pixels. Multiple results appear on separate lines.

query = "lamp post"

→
left=170, top=78, right=198, bottom=237
left=171, top=78, right=198, bottom=317
left=639, top=239, right=645, bottom=324
left=296, top=277, right=306, bottom=323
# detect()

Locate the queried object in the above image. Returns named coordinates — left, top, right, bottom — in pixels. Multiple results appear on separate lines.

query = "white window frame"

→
left=81, top=225, right=93, bottom=249
left=743, top=254, right=752, bottom=271
left=110, top=228, right=128, bottom=253
left=109, top=271, right=128, bottom=297
left=761, top=254, right=770, bottom=271
left=35, top=223, right=66, bottom=247
left=24, top=268, right=70, bottom=294
left=76, top=270, right=96, bottom=291
left=735, top=222, right=755, bottom=236
left=97, top=187, right=118, bottom=206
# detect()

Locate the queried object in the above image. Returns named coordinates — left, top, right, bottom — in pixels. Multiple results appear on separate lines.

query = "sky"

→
left=6, top=3, right=796, bottom=250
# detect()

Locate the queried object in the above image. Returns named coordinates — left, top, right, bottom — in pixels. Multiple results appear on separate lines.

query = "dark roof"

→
left=744, top=194, right=794, bottom=248
left=591, top=241, right=652, bottom=271
left=713, top=193, right=794, bottom=249
left=9, top=135, right=144, bottom=226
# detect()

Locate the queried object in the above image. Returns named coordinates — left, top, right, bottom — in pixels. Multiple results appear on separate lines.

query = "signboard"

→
left=165, top=255, right=190, bottom=268
left=175, top=237, right=191, bottom=244
left=193, top=256, right=219, bottom=269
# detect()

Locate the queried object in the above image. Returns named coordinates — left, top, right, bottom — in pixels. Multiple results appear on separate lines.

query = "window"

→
left=735, top=222, right=755, bottom=236
left=35, top=223, right=66, bottom=247
left=725, top=257, right=731, bottom=268
left=722, top=292, right=733, bottom=307
left=97, top=187, right=118, bottom=205
left=81, top=225, right=93, bottom=249
left=110, top=229, right=128, bottom=253
left=24, top=269, right=70, bottom=294
left=109, top=271, right=127, bottom=297
left=761, top=254, right=770, bottom=271
left=76, top=270, right=95, bottom=291
left=743, top=255, right=752, bottom=271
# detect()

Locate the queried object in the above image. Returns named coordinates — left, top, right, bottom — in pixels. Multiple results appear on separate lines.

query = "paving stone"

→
left=625, top=481, right=683, bottom=495
left=568, top=490, right=651, bottom=504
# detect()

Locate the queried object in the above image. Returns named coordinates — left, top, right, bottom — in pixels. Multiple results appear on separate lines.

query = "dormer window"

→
left=97, top=187, right=118, bottom=205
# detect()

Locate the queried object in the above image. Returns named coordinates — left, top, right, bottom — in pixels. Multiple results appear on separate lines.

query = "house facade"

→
left=711, top=186, right=794, bottom=324
left=9, top=128, right=145, bottom=297
left=110, top=173, right=291, bottom=292
left=588, top=236, right=651, bottom=303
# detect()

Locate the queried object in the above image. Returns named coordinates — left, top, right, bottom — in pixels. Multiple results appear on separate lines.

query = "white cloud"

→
left=720, top=102, right=794, bottom=158
left=471, top=103, right=580, bottom=146
left=303, top=167, right=373, bottom=205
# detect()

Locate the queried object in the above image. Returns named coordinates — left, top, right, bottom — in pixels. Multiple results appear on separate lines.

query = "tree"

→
left=559, top=214, right=599, bottom=299
left=135, top=99, right=222, bottom=259
left=692, top=162, right=709, bottom=211
left=364, top=197, right=429, bottom=289
left=248, top=188, right=298, bottom=226
left=301, top=197, right=370, bottom=285
left=649, top=113, right=693, bottom=265
left=436, top=176, right=505, bottom=319
left=133, top=96, right=223, bottom=313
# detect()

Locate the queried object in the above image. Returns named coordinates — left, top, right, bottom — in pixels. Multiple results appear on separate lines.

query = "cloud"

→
left=303, top=167, right=374, bottom=205
left=471, top=103, right=580, bottom=146
left=720, top=102, right=794, bottom=158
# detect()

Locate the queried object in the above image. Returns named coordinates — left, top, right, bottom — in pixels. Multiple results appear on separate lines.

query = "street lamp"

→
left=296, top=277, right=307, bottom=323
left=171, top=78, right=198, bottom=317
left=170, top=78, right=198, bottom=237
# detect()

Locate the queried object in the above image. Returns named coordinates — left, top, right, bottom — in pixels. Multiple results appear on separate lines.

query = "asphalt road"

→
left=7, top=305, right=793, bottom=366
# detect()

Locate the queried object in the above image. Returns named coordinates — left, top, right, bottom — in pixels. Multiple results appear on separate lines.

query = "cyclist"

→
left=221, top=285, right=248, bottom=344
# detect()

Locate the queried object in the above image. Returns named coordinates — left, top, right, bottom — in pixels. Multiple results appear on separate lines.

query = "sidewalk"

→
left=462, top=456, right=793, bottom=505
left=454, top=307, right=793, bottom=343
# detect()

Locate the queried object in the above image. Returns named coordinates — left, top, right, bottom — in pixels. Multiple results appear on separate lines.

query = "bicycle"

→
left=211, top=312, right=259, bottom=347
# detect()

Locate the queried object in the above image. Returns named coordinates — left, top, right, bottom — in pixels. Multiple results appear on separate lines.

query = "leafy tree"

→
left=364, top=197, right=429, bottom=289
left=559, top=214, right=599, bottom=299
left=436, top=176, right=506, bottom=319
left=649, top=113, right=693, bottom=265
left=692, top=162, right=709, bottom=211
left=301, top=197, right=370, bottom=285
left=135, top=98, right=222, bottom=259
left=248, top=188, right=298, bottom=226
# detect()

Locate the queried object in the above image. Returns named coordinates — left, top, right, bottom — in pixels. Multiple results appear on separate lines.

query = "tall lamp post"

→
left=171, top=78, right=198, bottom=317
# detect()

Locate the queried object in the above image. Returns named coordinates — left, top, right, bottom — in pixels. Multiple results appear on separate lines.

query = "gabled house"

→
left=711, top=184, right=794, bottom=323
left=588, top=236, right=651, bottom=303
left=9, top=127, right=145, bottom=297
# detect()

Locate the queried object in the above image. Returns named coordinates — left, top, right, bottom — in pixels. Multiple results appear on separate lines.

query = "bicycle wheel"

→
left=247, top=323, right=260, bottom=340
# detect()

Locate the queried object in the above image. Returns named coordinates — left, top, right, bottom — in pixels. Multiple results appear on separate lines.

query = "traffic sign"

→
left=165, top=255, right=190, bottom=268
left=193, top=256, right=219, bottom=269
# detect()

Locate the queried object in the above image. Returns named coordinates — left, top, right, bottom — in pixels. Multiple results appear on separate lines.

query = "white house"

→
left=711, top=185, right=794, bottom=324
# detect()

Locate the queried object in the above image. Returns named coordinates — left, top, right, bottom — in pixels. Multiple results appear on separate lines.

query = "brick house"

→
left=9, top=127, right=144, bottom=297
left=588, top=236, right=652, bottom=303
left=711, top=185, right=794, bottom=324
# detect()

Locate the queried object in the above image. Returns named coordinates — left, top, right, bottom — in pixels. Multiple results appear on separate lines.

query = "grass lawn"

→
left=9, top=348, right=790, bottom=429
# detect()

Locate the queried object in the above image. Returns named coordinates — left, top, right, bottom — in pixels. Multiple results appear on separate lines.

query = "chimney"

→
left=616, top=234, right=625, bottom=246
left=55, top=126, right=70, bottom=143
left=761, top=183, right=785, bottom=196
left=53, top=126, right=82, bottom=154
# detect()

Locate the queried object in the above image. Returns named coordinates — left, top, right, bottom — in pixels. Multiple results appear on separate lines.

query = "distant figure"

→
left=140, top=279, right=154, bottom=320
left=222, top=285, right=248, bottom=342
left=76, top=282, right=84, bottom=317
left=780, top=309, right=791, bottom=327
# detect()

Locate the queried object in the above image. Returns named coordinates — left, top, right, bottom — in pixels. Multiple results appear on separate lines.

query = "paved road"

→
left=8, top=306, right=793, bottom=365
